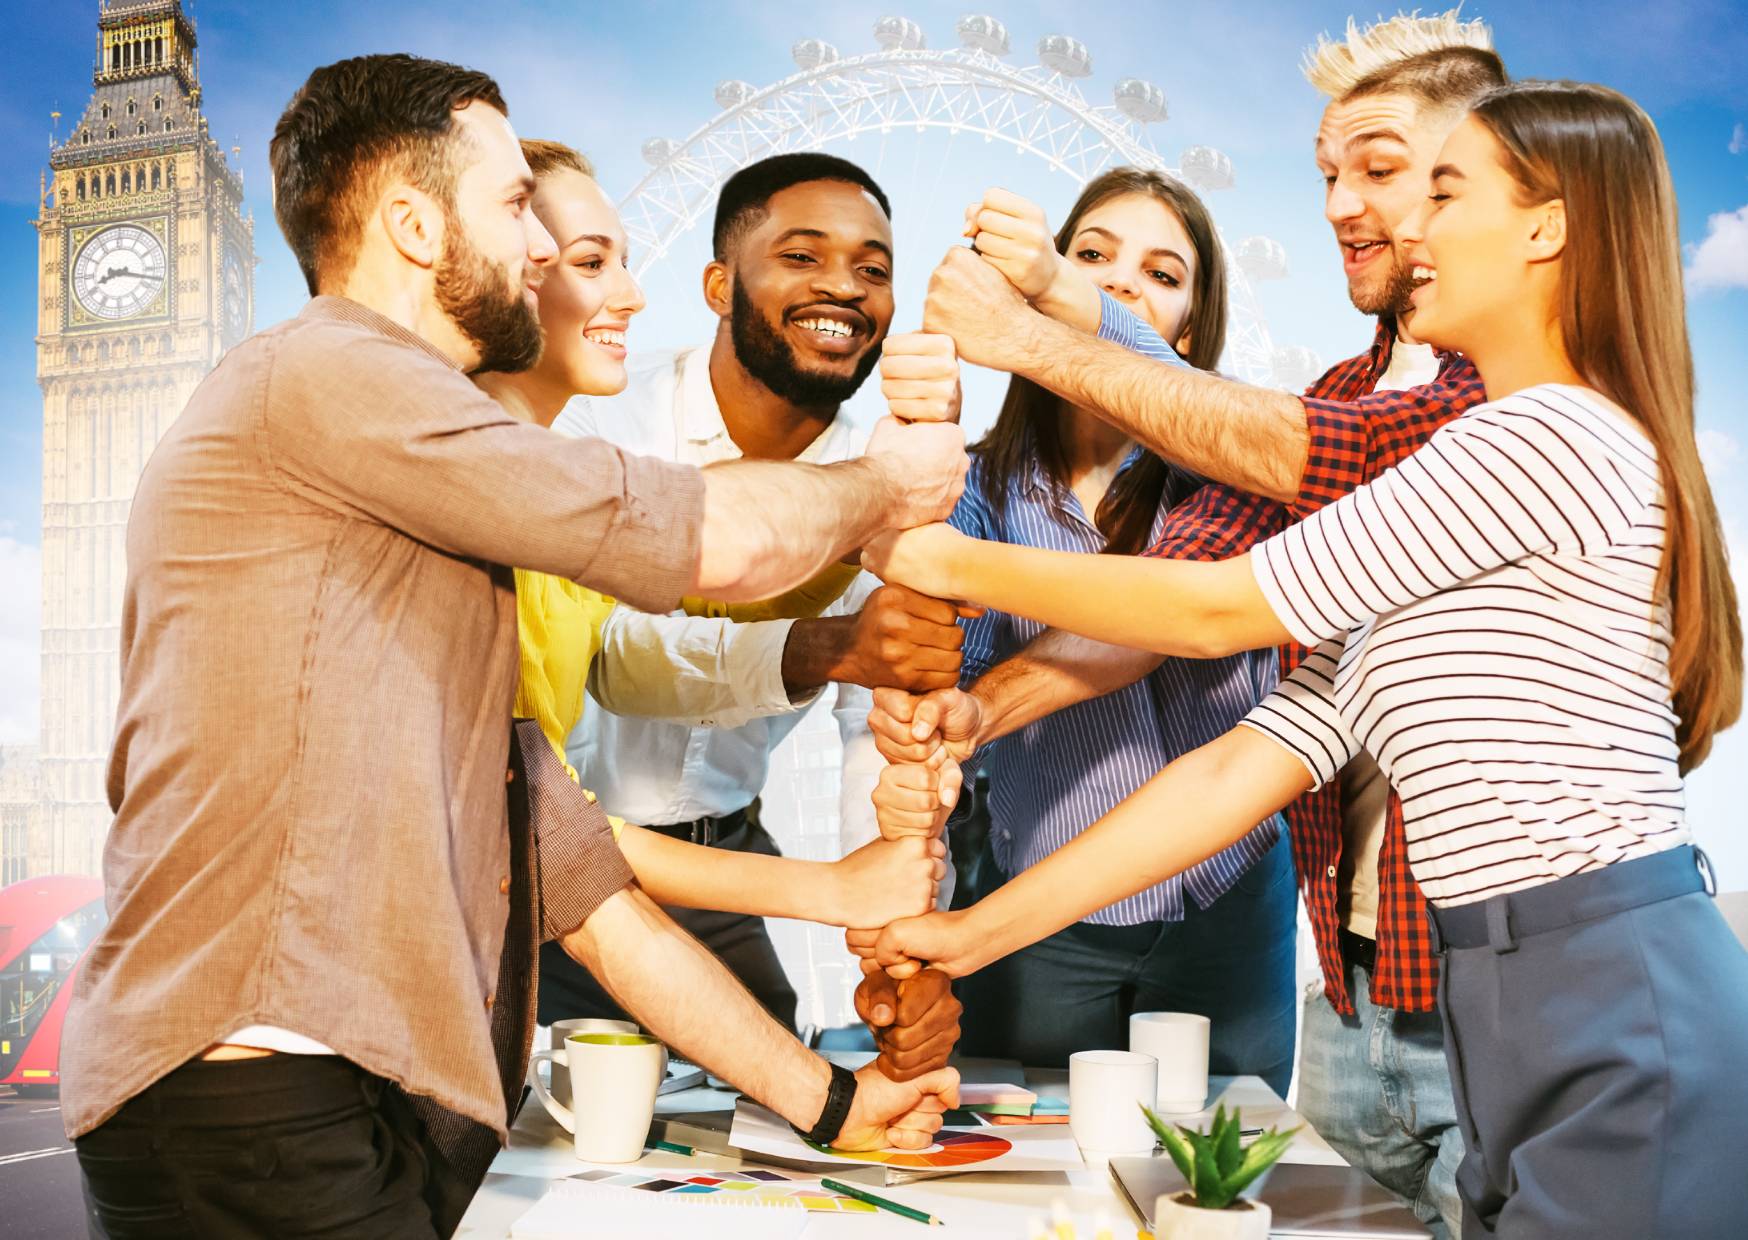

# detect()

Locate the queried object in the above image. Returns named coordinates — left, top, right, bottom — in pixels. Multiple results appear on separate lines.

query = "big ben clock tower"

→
left=33, top=0, right=253, bottom=875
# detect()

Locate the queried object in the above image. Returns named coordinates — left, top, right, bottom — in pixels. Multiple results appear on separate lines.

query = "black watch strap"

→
left=795, top=1061, right=858, bottom=1146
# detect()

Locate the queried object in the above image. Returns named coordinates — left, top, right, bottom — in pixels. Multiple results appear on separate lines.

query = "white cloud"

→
left=0, top=536, right=40, bottom=746
left=1732, top=123, right=1747, bottom=156
left=1687, top=204, right=1748, bottom=292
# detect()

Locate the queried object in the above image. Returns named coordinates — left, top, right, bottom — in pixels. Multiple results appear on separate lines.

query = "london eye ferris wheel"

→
left=615, top=15, right=1322, bottom=393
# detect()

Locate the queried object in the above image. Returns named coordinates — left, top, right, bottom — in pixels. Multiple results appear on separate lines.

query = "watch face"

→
left=72, top=223, right=167, bottom=320
left=222, top=247, right=247, bottom=342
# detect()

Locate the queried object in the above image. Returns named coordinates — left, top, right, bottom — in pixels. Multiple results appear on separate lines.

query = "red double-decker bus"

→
left=0, top=876, right=106, bottom=1095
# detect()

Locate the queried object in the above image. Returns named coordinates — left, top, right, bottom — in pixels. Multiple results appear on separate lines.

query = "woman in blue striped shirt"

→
left=943, top=169, right=1298, bottom=1088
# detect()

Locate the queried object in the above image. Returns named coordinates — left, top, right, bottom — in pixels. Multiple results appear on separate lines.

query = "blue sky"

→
left=3, top=1, right=1747, bottom=859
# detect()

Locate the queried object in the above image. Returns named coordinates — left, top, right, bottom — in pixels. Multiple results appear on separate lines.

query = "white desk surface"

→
left=458, top=1057, right=1344, bottom=1238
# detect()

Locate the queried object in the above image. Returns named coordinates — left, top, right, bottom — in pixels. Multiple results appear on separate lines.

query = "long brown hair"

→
left=1473, top=80, right=1742, bottom=770
left=974, top=169, right=1228, bottom=555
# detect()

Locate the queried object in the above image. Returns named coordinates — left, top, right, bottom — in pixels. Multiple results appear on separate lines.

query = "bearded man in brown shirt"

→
left=64, top=54, right=965, bottom=1239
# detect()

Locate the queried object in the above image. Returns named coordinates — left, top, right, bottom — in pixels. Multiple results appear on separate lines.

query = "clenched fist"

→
left=862, top=415, right=967, bottom=529
left=880, top=331, right=961, bottom=424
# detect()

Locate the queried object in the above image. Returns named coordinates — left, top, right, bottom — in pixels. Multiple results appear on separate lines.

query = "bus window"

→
left=1, top=898, right=106, bottom=1062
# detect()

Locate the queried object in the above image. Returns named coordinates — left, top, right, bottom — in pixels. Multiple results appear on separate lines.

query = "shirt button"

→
left=484, top=995, right=494, bottom=1010
left=505, top=768, right=515, bottom=784
left=499, top=877, right=510, bottom=895
left=1326, top=865, right=1337, bottom=878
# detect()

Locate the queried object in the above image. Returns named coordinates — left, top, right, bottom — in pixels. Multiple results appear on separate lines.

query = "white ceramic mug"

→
left=542, top=1018, right=638, bottom=1109
left=1069, top=1049, right=1158, bottom=1157
left=528, top=1032, right=667, bottom=1162
left=1129, top=1011, right=1210, bottom=1113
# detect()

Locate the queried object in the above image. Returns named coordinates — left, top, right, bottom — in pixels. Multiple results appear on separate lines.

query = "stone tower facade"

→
left=29, top=0, right=252, bottom=876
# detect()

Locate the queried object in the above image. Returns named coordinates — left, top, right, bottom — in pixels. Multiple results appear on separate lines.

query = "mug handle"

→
left=527, top=1049, right=575, bottom=1134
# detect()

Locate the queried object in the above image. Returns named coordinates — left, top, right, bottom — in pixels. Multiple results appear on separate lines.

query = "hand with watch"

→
left=798, top=1058, right=961, bottom=1152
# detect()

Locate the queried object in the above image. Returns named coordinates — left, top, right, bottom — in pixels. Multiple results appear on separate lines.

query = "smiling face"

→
left=1064, top=192, right=1199, bottom=353
left=1398, top=115, right=1563, bottom=362
left=1314, top=91, right=1466, bottom=317
left=716, top=179, right=894, bottom=406
left=525, top=168, right=645, bottom=396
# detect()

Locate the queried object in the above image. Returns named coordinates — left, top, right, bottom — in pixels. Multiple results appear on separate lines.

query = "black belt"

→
left=646, top=806, right=749, bottom=848
left=1338, top=927, right=1377, bottom=974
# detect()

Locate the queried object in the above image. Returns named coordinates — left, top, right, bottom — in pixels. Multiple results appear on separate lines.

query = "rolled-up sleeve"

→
left=513, top=720, right=635, bottom=940
left=262, top=320, right=703, bottom=615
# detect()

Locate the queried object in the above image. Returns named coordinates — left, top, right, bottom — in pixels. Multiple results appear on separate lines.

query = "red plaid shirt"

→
left=1143, top=319, right=1484, bottom=1014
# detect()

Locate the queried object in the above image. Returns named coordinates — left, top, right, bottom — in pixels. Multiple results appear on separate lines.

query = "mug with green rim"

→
left=529, top=1027, right=668, bottom=1162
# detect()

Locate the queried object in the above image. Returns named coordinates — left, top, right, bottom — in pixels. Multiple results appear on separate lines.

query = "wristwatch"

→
left=795, top=1061, right=858, bottom=1146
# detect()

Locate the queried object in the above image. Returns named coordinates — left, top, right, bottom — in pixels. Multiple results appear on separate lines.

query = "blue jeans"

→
left=959, top=831, right=1298, bottom=1096
left=1297, top=968, right=1464, bottom=1239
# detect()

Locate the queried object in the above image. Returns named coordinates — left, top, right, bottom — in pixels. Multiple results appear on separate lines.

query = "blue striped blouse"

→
left=951, top=292, right=1285, bottom=925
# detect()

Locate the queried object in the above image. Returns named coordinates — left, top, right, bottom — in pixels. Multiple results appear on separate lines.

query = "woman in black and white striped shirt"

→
left=860, top=82, right=1746, bottom=1236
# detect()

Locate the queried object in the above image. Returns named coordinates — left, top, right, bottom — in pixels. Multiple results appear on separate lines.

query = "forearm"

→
left=561, top=887, right=830, bottom=1128
left=780, top=614, right=857, bottom=698
left=1013, top=314, right=1308, bottom=502
left=963, top=728, right=1309, bottom=969
left=695, top=458, right=890, bottom=600
left=940, top=541, right=1288, bottom=658
left=617, top=826, right=841, bottom=923
left=971, top=630, right=1165, bottom=744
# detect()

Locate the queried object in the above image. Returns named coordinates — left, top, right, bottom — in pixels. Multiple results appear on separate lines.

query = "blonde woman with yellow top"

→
left=479, top=140, right=943, bottom=936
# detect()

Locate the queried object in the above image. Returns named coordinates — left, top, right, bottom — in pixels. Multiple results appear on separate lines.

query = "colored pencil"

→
left=820, top=1177, right=942, bottom=1226
left=646, top=1139, right=694, bottom=1156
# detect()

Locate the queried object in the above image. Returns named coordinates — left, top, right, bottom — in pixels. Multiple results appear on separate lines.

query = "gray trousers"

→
left=1429, top=845, right=1748, bottom=1239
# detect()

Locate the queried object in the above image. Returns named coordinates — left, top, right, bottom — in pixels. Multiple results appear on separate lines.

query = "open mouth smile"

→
left=787, top=304, right=868, bottom=355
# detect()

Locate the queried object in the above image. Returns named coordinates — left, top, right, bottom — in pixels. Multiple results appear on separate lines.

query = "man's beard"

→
left=730, top=280, right=881, bottom=406
left=1350, top=244, right=1419, bottom=318
left=437, top=209, right=543, bottom=375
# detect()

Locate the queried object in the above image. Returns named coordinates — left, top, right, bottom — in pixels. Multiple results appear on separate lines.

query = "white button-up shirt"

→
left=553, top=344, right=880, bottom=850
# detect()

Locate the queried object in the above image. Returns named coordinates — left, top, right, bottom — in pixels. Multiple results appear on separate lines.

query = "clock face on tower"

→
left=222, top=245, right=247, bottom=345
left=72, top=223, right=168, bottom=321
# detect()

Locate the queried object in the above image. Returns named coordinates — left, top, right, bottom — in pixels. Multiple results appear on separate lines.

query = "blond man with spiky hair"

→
left=881, top=10, right=1508, bottom=1237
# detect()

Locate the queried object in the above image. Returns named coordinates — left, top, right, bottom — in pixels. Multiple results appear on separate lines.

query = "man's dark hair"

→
left=710, top=152, right=891, bottom=262
left=270, top=54, right=507, bottom=295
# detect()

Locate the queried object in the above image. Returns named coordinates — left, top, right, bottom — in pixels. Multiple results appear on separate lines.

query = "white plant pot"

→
left=1153, top=1191, right=1272, bottom=1239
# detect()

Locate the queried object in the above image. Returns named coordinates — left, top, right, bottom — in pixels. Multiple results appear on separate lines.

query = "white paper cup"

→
left=529, top=1032, right=667, bottom=1162
left=1129, top=1011, right=1210, bottom=1113
left=543, top=1018, right=637, bottom=1108
left=1069, top=1049, right=1158, bottom=1156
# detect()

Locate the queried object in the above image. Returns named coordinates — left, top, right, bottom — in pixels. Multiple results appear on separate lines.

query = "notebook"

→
left=510, top=1176, right=809, bottom=1239
left=1109, top=1156, right=1432, bottom=1238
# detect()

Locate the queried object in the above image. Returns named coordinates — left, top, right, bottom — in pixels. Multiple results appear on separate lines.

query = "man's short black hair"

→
left=270, top=54, right=507, bottom=295
left=711, top=152, right=891, bottom=262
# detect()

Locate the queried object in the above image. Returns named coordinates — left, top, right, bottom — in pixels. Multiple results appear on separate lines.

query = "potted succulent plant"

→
left=1142, top=1103, right=1299, bottom=1239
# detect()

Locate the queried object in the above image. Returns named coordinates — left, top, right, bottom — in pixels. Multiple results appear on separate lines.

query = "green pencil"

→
left=646, top=1139, right=694, bottom=1156
left=821, top=1177, right=943, bottom=1226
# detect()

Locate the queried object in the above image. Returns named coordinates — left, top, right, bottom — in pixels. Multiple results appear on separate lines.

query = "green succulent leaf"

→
left=1213, top=1104, right=1243, bottom=1179
left=1152, top=1116, right=1198, bottom=1187
left=1223, top=1127, right=1304, bottom=1199
left=1191, top=1134, right=1234, bottom=1210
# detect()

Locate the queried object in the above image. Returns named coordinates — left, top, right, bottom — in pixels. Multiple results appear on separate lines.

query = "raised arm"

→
left=864, top=523, right=1290, bottom=659
left=856, top=724, right=1314, bottom=978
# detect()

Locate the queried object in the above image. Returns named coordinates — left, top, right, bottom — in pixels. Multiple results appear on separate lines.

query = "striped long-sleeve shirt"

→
left=1242, top=385, right=1687, bottom=906
left=954, top=292, right=1284, bottom=925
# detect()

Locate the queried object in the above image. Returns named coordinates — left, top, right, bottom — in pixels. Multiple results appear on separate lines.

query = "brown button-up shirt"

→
left=62, top=296, right=703, bottom=1142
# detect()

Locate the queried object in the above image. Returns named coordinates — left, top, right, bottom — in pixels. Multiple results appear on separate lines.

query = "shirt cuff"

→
left=514, top=720, right=634, bottom=940
left=593, top=454, right=706, bottom=616
left=1294, top=397, right=1372, bottom=520
left=1250, top=530, right=1326, bottom=649
left=728, top=618, right=823, bottom=716
left=1096, top=288, right=1140, bottom=349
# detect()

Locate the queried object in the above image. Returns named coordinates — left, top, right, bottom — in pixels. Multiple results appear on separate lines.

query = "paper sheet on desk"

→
left=728, top=1099, right=1083, bottom=1185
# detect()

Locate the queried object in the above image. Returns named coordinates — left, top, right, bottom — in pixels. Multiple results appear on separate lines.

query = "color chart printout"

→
left=569, top=1167, right=878, bottom=1213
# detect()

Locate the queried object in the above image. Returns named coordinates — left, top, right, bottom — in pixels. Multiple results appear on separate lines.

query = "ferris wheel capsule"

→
left=956, top=14, right=1009, bottom=55
left=1179, top=146, right=1235, bottom=191
left=1238, top=236, right=1290, bottom=280
left=874, top=17, right=926, bottom=51
left=641, top=137, right=680, bottom=168
left=792, top=39, right=840, bottom=70
left=1271, top=345, right=1324, bottom=392
left=1114, top=79, right=1167, bottom=123
left=1037, top=34, right=1092, bottom=77
left=715, top=80, right=756, bottom=110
